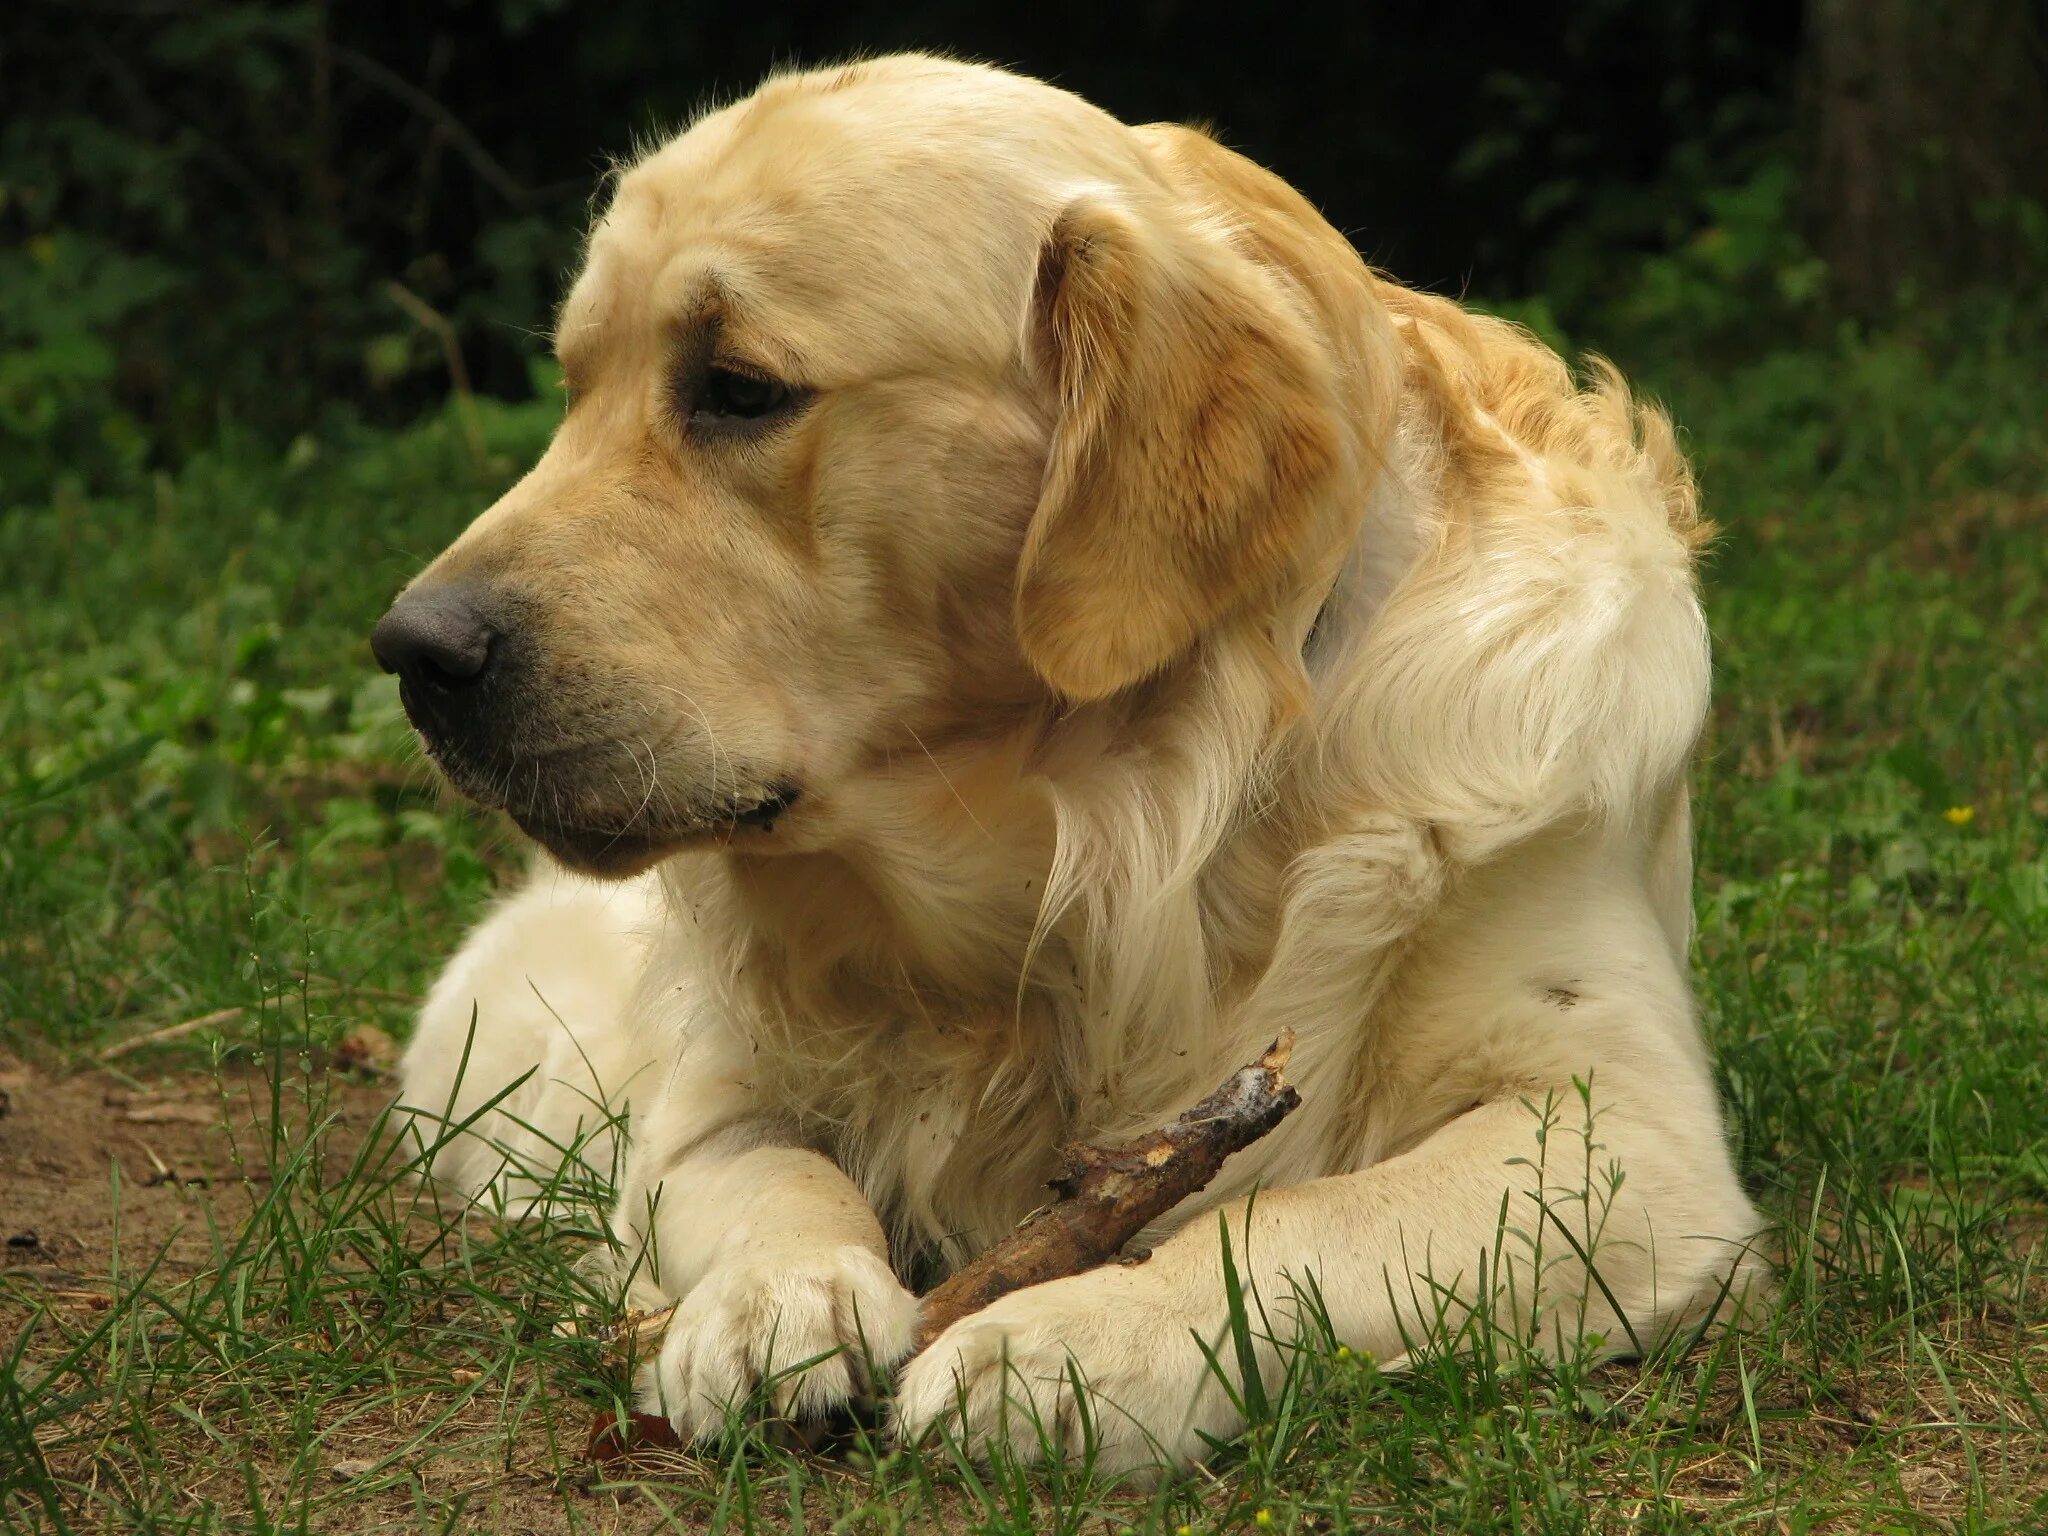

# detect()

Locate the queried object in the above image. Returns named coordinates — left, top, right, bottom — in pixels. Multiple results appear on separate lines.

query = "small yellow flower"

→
left=1943, top=805, right=1975, bottom=827
left=1254, top=1511, right=1274, bottom=1528
left=1177, top=1527, right=1193, bottom=1536
left=1334, top=1345, right=1351, bottom=1360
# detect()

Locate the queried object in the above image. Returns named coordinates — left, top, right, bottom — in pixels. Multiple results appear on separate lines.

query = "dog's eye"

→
left=693, top=365, right=793, bottom=428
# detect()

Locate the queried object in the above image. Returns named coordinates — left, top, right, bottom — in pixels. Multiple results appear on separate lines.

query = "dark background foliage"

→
left=8, top=0, right=2040, bottom=496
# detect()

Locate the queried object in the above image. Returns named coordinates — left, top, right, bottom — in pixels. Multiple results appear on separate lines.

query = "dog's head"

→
left=372, top=56, right=1385, bottom=877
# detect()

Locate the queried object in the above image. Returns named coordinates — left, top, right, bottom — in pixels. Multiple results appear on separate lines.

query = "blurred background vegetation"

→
left=4, top=0, right=2045, bottom=495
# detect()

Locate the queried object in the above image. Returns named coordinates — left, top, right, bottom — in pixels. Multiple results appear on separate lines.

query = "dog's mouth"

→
left=513, top=815, right=674, bottom=878
left=412, top=724, right=805, bottom=877
left=505, top=784, right=804, bottom=878
left=726, top=784, right=802, bottom=829
left=499, top=786, right=802, bottom=872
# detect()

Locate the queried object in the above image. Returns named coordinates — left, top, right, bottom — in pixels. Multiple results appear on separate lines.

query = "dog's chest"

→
left=733, top=982, right=1086, bottom=1255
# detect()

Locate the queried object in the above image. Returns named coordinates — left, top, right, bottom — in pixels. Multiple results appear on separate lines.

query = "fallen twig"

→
left=97, top=1007, right=243, bottom=1062
left=387, top=281, right=488, bottom=473
left=911, top=1028, right=1300, bottom=1349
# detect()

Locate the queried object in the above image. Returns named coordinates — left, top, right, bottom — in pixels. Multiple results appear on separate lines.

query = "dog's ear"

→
left=1013, top=191, right=1344, bottom=702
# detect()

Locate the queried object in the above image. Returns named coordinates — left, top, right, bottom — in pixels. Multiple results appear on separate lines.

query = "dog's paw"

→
left=638, top=1245, right=919, bottom=1441
left=892, top=1265, right=1229, bottom=1475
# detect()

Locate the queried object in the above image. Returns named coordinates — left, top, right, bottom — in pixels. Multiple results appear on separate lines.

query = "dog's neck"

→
left=718, top=761, right=1060, bottom=1007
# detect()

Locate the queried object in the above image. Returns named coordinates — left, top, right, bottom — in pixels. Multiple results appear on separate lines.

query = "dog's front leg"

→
left=896, top=1085, right=1760, bottom=1474
left=615, top=1041, right=920, bottom=1439
left=634, top=1137, right=919, bottom=1438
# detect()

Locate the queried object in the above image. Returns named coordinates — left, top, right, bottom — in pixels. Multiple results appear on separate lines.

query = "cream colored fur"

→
left=395, top=54, right=1763, bottom=1474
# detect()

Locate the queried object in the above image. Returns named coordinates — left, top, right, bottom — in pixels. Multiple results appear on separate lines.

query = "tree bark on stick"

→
left=910, top=1028, right=1299, bottom=1349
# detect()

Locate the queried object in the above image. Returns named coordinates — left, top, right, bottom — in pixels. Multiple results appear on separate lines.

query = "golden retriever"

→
left=375, top=54, right=1763, bottom=1472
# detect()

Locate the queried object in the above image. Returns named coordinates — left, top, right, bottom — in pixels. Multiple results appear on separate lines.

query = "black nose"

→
left=371, top=584, right=496, bottom=690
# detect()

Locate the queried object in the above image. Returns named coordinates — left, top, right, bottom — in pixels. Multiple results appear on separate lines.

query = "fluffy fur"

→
left=393, top=54, right=1763, bottom=1473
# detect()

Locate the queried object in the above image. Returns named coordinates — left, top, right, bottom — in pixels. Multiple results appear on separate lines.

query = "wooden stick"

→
left=910, top=1028, right=1299, bottom=1350
left=96, top=1006, right=244, bottom=1062
left=387, top=281, right=487, bottom=473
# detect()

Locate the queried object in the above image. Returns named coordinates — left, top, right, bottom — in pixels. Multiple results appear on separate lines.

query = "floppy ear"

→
left=1013, top=192, right=1344, bottom=701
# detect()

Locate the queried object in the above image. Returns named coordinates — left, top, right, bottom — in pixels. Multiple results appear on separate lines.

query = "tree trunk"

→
left=1803, top=0, right=2048, bottom=316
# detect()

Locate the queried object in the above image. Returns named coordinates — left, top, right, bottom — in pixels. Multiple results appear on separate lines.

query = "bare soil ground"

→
left=0, top=1052, right=909, bottom=1534
left=1, top=1051, right=390, bottom=1293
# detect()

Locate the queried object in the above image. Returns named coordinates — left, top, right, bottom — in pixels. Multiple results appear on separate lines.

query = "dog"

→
left=374, top=54, right=1763, bottom=1472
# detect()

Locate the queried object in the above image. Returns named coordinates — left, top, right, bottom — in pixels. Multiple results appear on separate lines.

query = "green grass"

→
left=2, top=305, right=2045, bottom=1532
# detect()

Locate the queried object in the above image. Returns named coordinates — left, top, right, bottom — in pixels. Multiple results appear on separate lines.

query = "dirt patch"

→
left=0, top=1050, right=393, bottom=1293
left=0, top=1052, right=766, bottom=1535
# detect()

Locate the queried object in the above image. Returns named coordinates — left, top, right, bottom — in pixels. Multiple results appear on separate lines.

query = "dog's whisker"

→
left=905, top=726, right=996, bottom=847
